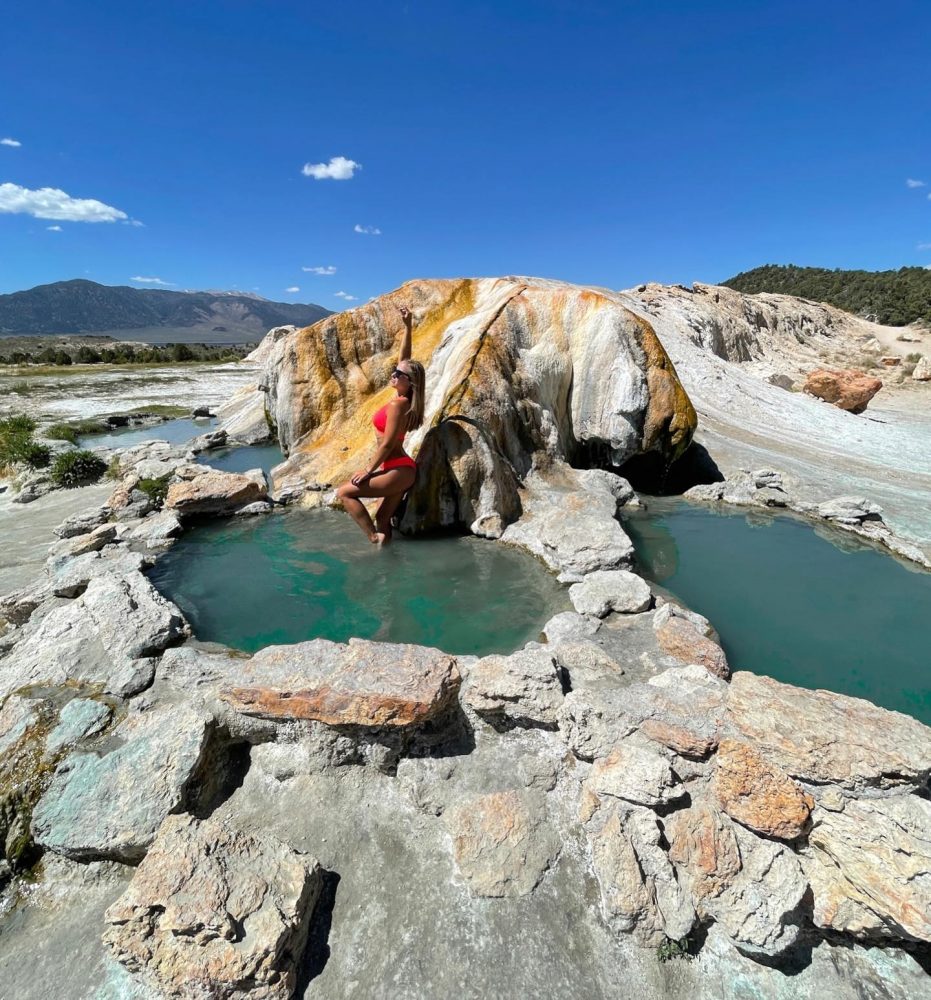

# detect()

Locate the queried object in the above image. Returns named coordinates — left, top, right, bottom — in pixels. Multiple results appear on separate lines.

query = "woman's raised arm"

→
left=398, top=305, right=413, bottom=363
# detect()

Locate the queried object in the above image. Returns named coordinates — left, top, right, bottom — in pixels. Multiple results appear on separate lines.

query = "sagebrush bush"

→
left=0, top=414, right=42, bottom=468
left=20, top=442, right=52, bottom=468
left=50, top=450, right=107, bottom=488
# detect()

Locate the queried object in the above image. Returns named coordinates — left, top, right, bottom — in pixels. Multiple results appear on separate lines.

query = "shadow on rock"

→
left=295, top=868, right=341, bottom=994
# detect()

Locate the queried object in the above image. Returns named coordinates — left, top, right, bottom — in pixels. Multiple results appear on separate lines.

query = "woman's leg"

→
left=336, top=467, right=417, bottom=543
left=375, top=492, right=407, bottom=541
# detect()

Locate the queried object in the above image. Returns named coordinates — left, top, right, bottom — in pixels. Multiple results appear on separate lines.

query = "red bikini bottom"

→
left=380, top=456, right=417, bottom=472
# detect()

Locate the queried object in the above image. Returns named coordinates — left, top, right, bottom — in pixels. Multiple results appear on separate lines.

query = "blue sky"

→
left=2, top=0, right=930, bottom=305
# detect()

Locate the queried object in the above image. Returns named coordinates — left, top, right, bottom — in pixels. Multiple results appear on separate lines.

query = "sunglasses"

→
left=390, top=369, right=410, bottom=380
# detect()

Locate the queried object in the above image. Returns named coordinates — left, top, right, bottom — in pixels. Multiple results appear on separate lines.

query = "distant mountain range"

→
left=0, top=280, right=332, bottom=344
left=723, top=265, right=931, bottom=327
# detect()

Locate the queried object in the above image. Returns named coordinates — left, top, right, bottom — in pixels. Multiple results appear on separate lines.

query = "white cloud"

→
left=301, top=156, right=361, bottom=180
left=125, top=218, right=145, bottom=227
left=918, top=243, right=931, bottom=251
left=1, top=138, right=21, bottom=147
left=285, top=286, right=300, bottom=293
left=353, top=224, right=381, bottom=235
left=0, top=182, right=127, bottom=222
left=302, top=265, right=337, bottom=275
left=46, top=225, right=62, bottom=232
left=335, top=290, right=358, bottom=300
left=906, top=178, right=926, bottom=188
left=130, top=275, right=174, bottom=286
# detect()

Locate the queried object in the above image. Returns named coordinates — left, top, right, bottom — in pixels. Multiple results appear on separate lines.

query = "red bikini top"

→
left=372, top=402, right=407, bottom=441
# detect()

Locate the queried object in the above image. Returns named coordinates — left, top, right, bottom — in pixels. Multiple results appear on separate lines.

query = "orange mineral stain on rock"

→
left=711, top=738, right=814, bottom=840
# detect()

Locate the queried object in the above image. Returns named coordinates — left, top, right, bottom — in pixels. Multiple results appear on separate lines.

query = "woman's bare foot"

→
left=373, top=531, right=388, bottom=546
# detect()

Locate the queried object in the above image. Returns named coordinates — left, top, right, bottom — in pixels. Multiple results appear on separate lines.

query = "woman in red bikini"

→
left=336, top=305, right=423, bottom=544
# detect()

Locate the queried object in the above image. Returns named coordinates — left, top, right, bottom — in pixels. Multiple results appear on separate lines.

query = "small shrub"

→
left=657, top=936, right=694, bottom=963
left=1, top=414, right=36, bottom=435
left=106, top=455, right=123, bottom=480
left=49, top=450, right=107, bottom=488
left=20, top=442, right=52, bottom=469
left=905, top=352, right=923, bottom=363
left=136, top=474, right=172, bottom=507
left=44, top=423, right=78, bottom=444
left=128, top=404, right=188, bottom=417
left=0, top=414, right=40, bottom=467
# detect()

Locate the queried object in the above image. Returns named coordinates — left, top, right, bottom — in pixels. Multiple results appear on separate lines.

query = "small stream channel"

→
left=624, top=498, right=931, bottom=725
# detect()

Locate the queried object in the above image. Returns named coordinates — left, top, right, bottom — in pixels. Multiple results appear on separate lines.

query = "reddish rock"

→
left=803, top=369, right=882, bottom=413
left=655, top=616, right=730, bottom=679
left=666, top=799, right=742, bottom=902
left=165, top=471, right=266, bottom=515
left=222, top=637, right=461, bottom=729
left=711, top=738, right=814, bottom=840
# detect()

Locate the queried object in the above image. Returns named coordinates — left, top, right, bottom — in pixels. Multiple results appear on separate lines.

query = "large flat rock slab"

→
left=31, top=702, right=211, bottom=863
left=0, top=570, right=188, bottom=701
left=221, top=637, right=461, bottom=728
left=104, top=813, right=322, bottom=1000
left=724, top=672, right=931, bottom=791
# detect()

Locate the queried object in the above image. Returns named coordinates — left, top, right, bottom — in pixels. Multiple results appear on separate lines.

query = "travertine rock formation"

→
left=261, top=277, right=696, bottom=535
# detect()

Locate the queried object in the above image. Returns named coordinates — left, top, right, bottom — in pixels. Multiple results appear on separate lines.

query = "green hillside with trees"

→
left=723, top=265, right=931, bottom=327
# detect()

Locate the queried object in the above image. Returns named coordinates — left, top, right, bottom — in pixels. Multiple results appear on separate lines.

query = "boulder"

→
left=46, top=522, right=118, bottom=560
left=462, top=647, right=563, bottom=728
left=585, top=740, right=683, bottom=808
left=912, top=356, right=931, bottom=380
left=653, top=614, right=729, bottom=678
left=652, top=601, right=717, bottom=640
left=446, top=789, right=559, bottom=897
left=12, top=474, right=53, bottom=504
left=540, top=611, right=601, bottom=644
left=165, top=470, right=267, bottom=516
left=806, top=794, right=931, bottom=944
left=31, top=702, right=211, bottom=863
left=702, top=825, right=809, bottom=957
left=46, top=547, right=148, bottom=598
left=220, top=637, right=461, bottom=729
left=880, top=356, right=901, bottom=367
left=188, top=428, right=228, bottom=453
left=103, top=813, right=322, bottom=1000
left=121, top=510, right=183, bottom=547
left=711, top=738, right=813, bottom=840
left=587, top=803, right=695, bottom=946
left=666, top=799, right=742, bottom=904
left=815, top=495, right=883, bottom=525
left=568, top=570, right=652, bottom=618
left=54, top=506, right=109, bottom=539
left=500, top=468, right=636, bottom=581
left=0, top=570, right=188, bottom=701
left=803, top=368, right=882, bottom=413
left=724, top=671, right=931, bottom=791
left=559, top=665, right=726, bottom=761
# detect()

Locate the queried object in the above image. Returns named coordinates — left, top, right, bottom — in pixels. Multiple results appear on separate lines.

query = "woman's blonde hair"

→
left=402, top=359, right=426, bottom=431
